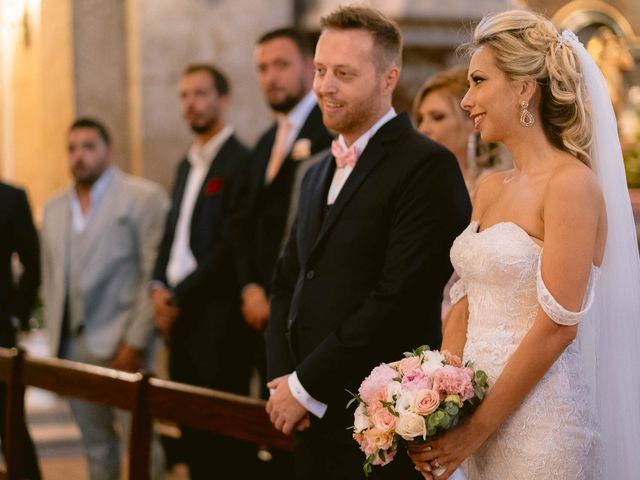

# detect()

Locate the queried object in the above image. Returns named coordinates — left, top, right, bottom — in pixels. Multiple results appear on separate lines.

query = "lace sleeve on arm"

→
left=449, top=277, right=467, bottom=305
left=536, top=256, right=599, bottom=326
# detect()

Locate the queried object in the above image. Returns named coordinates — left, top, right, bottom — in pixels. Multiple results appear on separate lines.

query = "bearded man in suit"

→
left=265, top=6, right=472, bottom=479
left=41, top=117, right=167, bottom=480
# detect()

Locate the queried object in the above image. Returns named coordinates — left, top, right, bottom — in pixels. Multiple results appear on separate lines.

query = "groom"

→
left=265, top=5, right=471, bottom=479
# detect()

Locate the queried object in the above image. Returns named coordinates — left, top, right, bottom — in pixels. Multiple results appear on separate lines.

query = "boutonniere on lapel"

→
left=204, top=177, right=224, bottom=196
left=291, top=138, right=312, bottom=161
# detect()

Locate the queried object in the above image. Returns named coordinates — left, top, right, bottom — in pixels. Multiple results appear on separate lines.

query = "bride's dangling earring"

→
left=519, top=100, right=535, bottom=127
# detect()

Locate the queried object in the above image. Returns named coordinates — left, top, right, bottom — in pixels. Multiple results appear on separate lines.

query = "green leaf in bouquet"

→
left=345, top=389, right=363, bottom=409
left=444, top=402, right=460, bottom=416
left=474, top=384, right=485, bottom=401
left=380, top=400, right=399, bottom=417
left=364, top=453, right=376, bottom=477
left=413, top=345, right=431, bottom=356
left=474, top=370, right=488, bottom=387
left=427, top=410, right=450, bottom=433
left=379, top=450, right=386, bottom=462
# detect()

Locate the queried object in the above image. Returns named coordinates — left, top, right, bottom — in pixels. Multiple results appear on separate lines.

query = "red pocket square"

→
left=204, top=177, right=224, bottom=196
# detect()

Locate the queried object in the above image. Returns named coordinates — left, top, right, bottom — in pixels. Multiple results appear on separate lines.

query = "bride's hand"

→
left=407, top=421, right=486, bottom=479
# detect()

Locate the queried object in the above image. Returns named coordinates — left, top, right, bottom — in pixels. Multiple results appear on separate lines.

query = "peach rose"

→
left=412, top=389, right=441, bottom=415
left=372, top=406, right=397, bottom=433
left=397, top=355, right=422, bottom=375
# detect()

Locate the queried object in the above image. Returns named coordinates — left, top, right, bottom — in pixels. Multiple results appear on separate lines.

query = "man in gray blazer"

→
left=41, top=118, right=167, bottom=480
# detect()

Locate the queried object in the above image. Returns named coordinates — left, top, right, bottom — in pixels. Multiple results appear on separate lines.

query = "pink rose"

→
left=359, top=364, right=397, bottom=405
left=372, top=406, right=397, bottom=433
left=433, top=365, right=475, bottom=401
left=401, top=370, right=433, bottom=391
left=412, top=389, right=441, bottom=415
left=397, top=355, right=422, bottom=375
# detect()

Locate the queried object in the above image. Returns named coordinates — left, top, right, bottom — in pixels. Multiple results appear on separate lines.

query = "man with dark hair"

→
left=265, top=6, right=471, bottom=479
left=41, top=117, right=167, bottom=480
left=240, top=25, right=333, bottom=391
left=151, top=64, right=255, bottom=479
left=0, top=181, right=41, bottom=480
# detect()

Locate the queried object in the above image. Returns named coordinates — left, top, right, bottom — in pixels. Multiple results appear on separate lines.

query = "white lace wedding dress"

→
left=450, top=220, right=600, bottom=479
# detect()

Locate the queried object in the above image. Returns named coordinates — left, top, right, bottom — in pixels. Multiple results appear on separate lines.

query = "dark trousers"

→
left=293, top=420, right=421, bottom=480
left=0, top=385, right=41, bottom=480
left=169, top=336, right=256, bottom=480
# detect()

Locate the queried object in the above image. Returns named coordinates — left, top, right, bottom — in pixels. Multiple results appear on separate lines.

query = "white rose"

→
left=354, top=403, right=372, bottom=433
left=395, top=411, right=427, bottom=441
left=395, top=390, right=417, bottom=413
left=421, top=351, right=445, bottom=376
left=386, top=381, right=402, bottom=403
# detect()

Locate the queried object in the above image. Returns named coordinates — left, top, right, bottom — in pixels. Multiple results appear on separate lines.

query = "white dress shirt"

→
left=166, top=125, right=234, bottom=288
left=287, top=108, right=397, bottom=418
left=70, top=167, right=115, bottom=233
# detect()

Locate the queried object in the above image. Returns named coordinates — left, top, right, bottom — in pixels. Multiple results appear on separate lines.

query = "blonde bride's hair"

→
left=464, top=10, right=592, bottom=165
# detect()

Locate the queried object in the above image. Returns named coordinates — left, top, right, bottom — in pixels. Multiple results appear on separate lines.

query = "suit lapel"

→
left=77, top=170, right=122, bottom=267
left=301, top=156, right=334, bottom=261
left=307, top=113, right=412, bottom=258
left=192, top=135, right=235, bottom=220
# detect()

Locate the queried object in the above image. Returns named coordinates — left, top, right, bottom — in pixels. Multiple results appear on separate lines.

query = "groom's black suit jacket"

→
left=267, top=113, right=471, bottom=425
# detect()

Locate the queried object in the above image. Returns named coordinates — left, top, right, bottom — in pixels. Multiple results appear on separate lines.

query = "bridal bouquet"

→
left=350, top=346, right=488, bottom=477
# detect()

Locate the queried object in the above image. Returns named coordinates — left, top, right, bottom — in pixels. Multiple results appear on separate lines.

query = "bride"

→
left=408, top=9, right=640, bottom=480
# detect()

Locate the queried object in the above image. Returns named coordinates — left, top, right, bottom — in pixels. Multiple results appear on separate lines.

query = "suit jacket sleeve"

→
left=10, top=189, right=41, bottom=328
left=152, top=162, right=187, bottom=286
left=172, top=152, right=252, bottom=305
left=124, top=186, right=170, bottom=349
left=296, top=152, right=471, bottom=403
left=265, top=216, right=300, bottom=380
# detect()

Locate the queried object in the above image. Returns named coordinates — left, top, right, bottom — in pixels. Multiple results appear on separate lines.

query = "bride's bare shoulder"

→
left=545, top=161, right=604, bottom=215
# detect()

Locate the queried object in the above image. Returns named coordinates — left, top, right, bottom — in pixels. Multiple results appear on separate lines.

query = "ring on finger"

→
left=433, top=458, right=441, bottom=469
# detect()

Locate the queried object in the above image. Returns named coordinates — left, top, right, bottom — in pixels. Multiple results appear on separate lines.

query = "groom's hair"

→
left=320, top=5, right=402, bottom=72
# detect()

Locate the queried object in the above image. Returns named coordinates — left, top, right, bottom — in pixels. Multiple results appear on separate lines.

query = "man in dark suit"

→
left=151, top=64, right=254, bottom=479
left=265, top=6, right=472, bottom=479
left=241, top=28, right=333, bottom=340
left=0, top=182, right=41, bottom=480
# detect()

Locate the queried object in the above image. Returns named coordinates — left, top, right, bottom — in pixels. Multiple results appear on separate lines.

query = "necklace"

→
left=503, top=173, right=516, bottom=184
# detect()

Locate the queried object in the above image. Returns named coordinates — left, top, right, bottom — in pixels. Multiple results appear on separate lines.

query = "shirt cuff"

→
left=288, top=371, right=328, bottom=419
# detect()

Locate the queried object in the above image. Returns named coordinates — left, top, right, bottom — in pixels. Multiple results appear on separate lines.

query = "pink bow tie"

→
left=331, top=140, right=358, bottom=169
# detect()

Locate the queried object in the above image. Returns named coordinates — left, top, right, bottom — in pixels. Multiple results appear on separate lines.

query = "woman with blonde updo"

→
left=413, top=65, right=509, bottom=195
left=408, top=9, right=640, bottom=480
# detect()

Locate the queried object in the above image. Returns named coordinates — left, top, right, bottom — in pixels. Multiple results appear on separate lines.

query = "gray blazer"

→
left=41, top=169, right=169, bottom=359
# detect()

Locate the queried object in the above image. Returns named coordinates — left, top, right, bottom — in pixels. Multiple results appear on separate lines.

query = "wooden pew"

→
left=0, top=348, right=21, bottom=480
left=0, top=348, right=293, bottom=479
left=20, top=355, right=151, bottom=479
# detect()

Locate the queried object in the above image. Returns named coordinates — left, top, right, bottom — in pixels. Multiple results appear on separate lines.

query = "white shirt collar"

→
left=282, top=90, right=317, bottom=131
left=336, top=108, right=397, bottom=155
left=187, top=124, right=234, bottom=168
left=72, top=166, right=115, bottom=205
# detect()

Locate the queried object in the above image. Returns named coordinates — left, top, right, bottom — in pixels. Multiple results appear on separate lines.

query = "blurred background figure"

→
left=412, top=65, right=511, bottom=320
left=0, top=180, right=42, bottom=480
left=151, top=64, right=255, bottom=479
left=239, top=27, right=333, bottom=477
left=41, top=118, right=167, bottom=480
left=412, top=65, right=510, bottom=197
